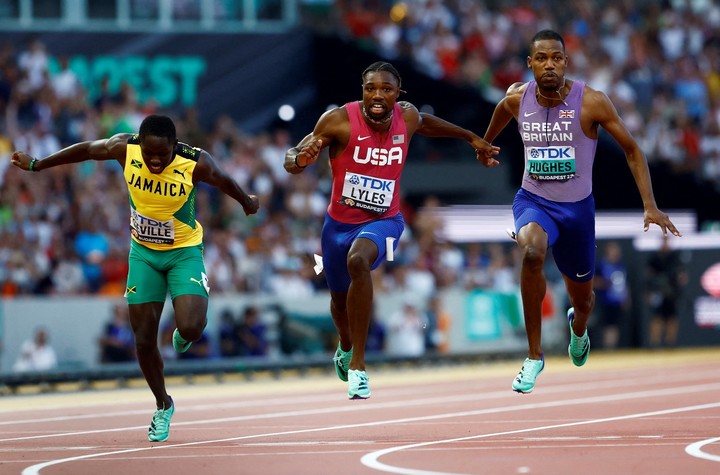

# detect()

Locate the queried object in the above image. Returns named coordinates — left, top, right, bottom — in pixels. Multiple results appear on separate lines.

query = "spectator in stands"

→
left=50, top=242, right=88, bottom=295
left=218, top=308, right=240, bottom=357
left=74, top=215, right=110, bottom=293
left=13, top=326, right=57, bottom=372
left=17, top=37, right=48, bottom=93
left=236, top=305, right=268, bottom=357
left=99, top=301, right=135, bottom=363
left=284, top=60, right=497, bottom=399
left=51, top=55, right=82, bottom=105
left=365, top=304, right=386, bottom=354
left=424, top=293, right=450, bottom=353
left=387, top=299, right=427, bottom=357
left=10, top=114, right=259, bottom=443
left=594, top=241, right=631, bottom=350
left=482, top=29, right=681, bottom=394
left=646, top=234, right=688, bottom=348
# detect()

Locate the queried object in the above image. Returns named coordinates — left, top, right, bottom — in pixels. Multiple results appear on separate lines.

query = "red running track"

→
left=1, top=349, right=719, bottom=475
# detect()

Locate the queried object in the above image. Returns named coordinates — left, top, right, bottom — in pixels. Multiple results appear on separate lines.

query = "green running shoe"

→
left=567, top=308, right=590, bottom=367
left=148, top=398, right=174, bottom=442
left=333, top=342, right=353, bottom=382
left=512, top=356, right=544, bottom=394
left=348, top=369, right=371, bottom=399
left=173, top=329, right=192, bottom=353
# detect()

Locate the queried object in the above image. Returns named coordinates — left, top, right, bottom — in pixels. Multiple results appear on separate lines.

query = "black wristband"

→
left=29, top=158, right=38, bottom=172
left=292, top=148, right=306, bottom=169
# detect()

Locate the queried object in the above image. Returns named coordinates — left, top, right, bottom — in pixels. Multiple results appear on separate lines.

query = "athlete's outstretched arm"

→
left=11, top=134, right=130, bottom=172
left=415, top=111, right=500, bottom=166
left=195, top=150, right=259, bottom=216
left=590, top=90, right=681, bottom=237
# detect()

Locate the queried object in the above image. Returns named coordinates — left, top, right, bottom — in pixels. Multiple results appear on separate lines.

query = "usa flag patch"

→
left=559, top=110, right=575, bottom=118
left=392, top=134, right=404, bottom=144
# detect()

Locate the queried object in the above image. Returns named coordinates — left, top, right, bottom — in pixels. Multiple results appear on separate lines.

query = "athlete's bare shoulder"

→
left=581, top=83, right=612, bottom=109
left=497, top=82, right=527, bottom=117
left=507, top=81, right=527, bottom=95
left=397, top=100, right=421, bottom=133
left=398, top=101, right=417, bottom=112
left=580, top=83, right=616, bottom=122
left=311, top=104, right=351, bottom=153
left=102, top=133, right=131, bottom=160
left=315, top=105, right=349, bottom=135
left=505, top=82, right=527, bottom=102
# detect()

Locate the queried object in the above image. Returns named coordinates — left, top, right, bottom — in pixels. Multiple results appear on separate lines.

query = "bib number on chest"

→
left=525, top=145, right=576, bottom=181
left=340, top=171, right=395, bottom=214
left=130, top=209, right=175, bottom=245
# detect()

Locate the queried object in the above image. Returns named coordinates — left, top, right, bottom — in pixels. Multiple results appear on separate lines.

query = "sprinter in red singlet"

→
left=285, top=61, right=499, bottom=399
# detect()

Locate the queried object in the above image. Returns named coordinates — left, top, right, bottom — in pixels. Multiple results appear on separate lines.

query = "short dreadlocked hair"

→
left=362, top=61, right=402, bottom=89
left=139, top=115, right=177, bottom=142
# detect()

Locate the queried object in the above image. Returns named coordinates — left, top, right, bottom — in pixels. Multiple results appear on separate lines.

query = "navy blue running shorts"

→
left=320, top=213, right=405, bottom=292
left=513, top=188, right=596, bottom=283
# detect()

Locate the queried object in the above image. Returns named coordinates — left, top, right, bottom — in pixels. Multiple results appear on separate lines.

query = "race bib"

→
left=340, top=171, right=395, bottom=214
left=525, top=145, right=576, bottom=181
left=130, top=209, right=175, bottom=245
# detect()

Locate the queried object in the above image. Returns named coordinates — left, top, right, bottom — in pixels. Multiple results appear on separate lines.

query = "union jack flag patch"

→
left=392, top=134, right=404, bottom=144
left=559, top=110, right=575, bottom=118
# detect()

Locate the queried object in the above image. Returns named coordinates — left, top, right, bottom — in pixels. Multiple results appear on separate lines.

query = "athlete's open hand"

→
left=644, top=206, right=682, bottom=237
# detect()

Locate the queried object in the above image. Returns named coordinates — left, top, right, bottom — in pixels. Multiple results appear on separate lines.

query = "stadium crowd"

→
left=0, top=40, right=523, bottom=301
left=0, top=0, right=715, bottom=321
left=333, top=0, right=720, bottom=186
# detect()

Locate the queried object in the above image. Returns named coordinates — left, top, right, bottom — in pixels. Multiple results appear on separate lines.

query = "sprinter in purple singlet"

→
left=481, top=30, right=681, bottom=394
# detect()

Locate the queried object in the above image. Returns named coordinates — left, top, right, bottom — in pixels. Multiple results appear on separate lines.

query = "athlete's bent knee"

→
left=177, top=318, right=207, bottom=342
left=522, top=245, right=546, bottom=270
left=346, top=252, right=371, bottom=279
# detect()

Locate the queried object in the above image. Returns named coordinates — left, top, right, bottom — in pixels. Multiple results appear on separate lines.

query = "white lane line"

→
left=686, top=437, right=720, bottom=462
left=21, top=383, right=720, bottom=475
left=4, top=367, right=714, bottom=434
left=361, top=402, right=720, bottom=475
left=0, top=394, right=341, bottom=426
left=4, top=378, right=718, bottom=443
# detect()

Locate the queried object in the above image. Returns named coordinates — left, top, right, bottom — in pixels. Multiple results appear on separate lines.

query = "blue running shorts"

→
left=512, top=188, right=596, bottom=283
left=321, top=213, right=405, bottom=293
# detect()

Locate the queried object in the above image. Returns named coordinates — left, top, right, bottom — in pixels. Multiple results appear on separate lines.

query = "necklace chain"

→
left=536, top=80, right=567, bottom=106
left=362, top=106, right=393, bottom=127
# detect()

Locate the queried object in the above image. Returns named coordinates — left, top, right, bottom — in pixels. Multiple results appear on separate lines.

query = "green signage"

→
left=49, top=55, right=206, bottom=107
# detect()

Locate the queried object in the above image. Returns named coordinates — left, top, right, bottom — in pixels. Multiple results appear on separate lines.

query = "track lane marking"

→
left=361, top=402, right=720, bottom=475
left=20, top=382, right=720, bottom=475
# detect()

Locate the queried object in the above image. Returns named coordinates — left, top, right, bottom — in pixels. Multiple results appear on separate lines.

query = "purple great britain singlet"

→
left=518, top=80, right=597, bottom=203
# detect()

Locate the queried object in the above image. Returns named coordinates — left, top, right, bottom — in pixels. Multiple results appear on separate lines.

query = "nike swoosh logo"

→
left=524, top=111, right=538, bottom=117
left=576, top=270, right=592, bottom=278
left=358, top=135, right=371, bottom=141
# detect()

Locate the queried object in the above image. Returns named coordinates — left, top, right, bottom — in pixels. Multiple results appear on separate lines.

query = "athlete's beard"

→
left=362, top=104, right=393, bottom=127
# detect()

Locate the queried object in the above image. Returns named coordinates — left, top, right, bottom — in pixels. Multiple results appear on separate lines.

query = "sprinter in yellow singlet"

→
left=11, top=115, right=259, bottom=442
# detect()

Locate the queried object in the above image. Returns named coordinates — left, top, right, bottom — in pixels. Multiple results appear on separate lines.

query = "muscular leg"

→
left=129, top=302, right=172, bottom=409
left=517, top=223, right=548, bottom=360
left=173, top=294, right=208, bottom=343
left=330, top=290, right=351, bottom=352
left=563, top=276, right=595, bottom=337
left=345, top=237, right=378, bottom=371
